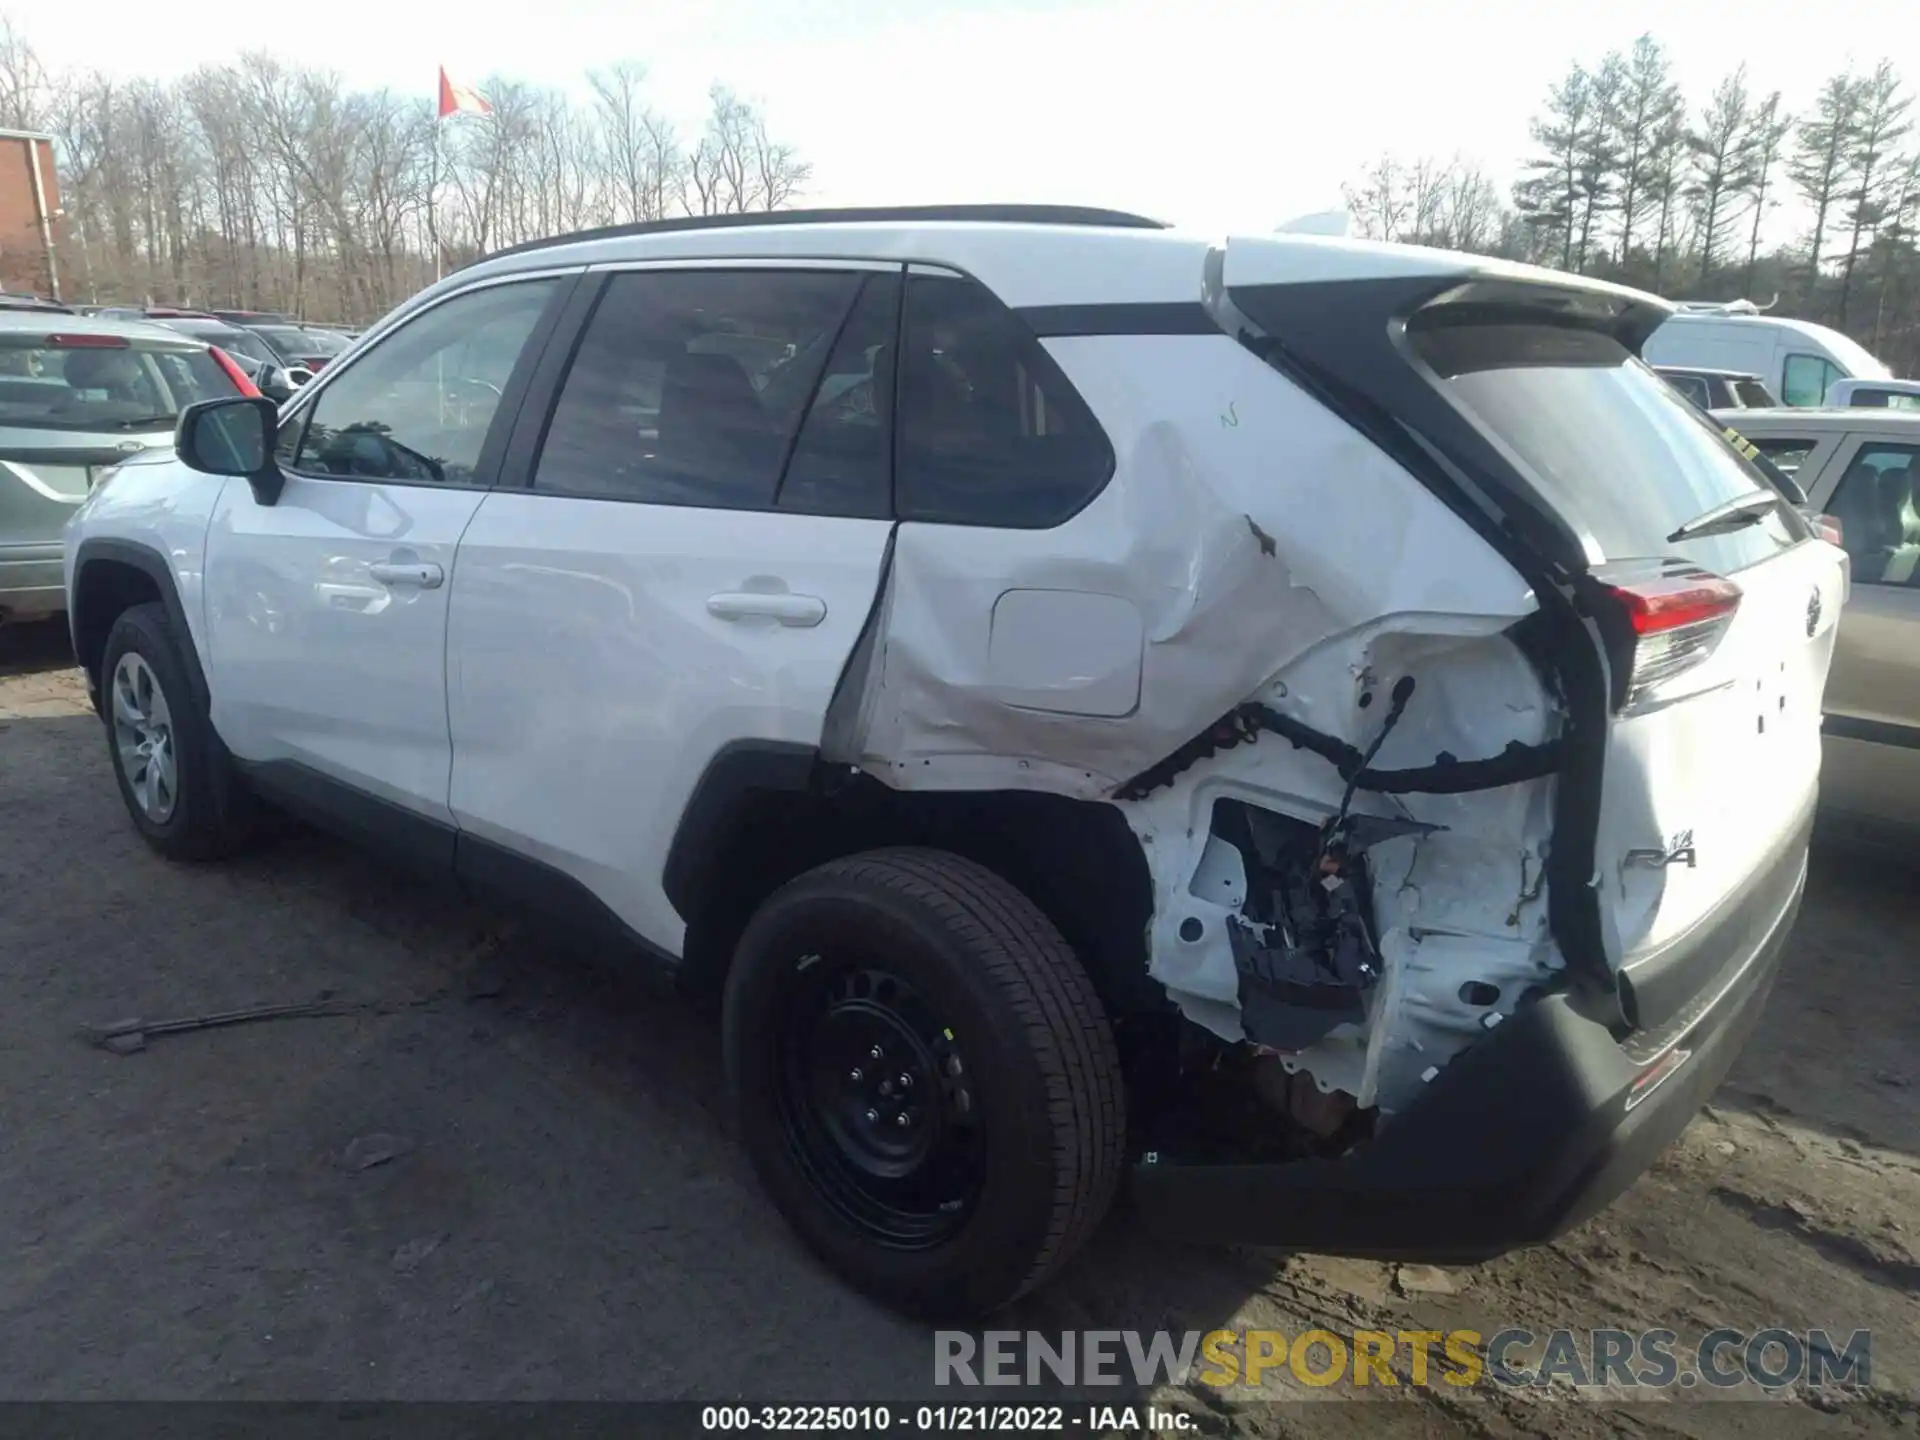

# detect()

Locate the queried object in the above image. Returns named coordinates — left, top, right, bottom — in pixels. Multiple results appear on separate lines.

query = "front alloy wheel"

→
left=111, top=651, right=178, bottom=823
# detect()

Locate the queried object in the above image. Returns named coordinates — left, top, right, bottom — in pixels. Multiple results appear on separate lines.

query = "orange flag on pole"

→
left=438, top=67, right=493, bottom=119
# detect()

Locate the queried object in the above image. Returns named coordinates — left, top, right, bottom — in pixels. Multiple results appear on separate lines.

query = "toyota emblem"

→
left=1806, top=587, right=1823, bottom=637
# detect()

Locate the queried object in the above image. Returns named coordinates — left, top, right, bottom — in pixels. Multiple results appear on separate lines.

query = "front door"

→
left=1807, top=435, right=1920, bottom=827
left=202, top=275, right=569, bottom=825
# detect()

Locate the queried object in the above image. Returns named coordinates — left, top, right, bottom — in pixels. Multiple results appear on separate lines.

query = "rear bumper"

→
left=0, top=542, right=65, bottom=616
left=1132, top=820, right=1808, bottom=1262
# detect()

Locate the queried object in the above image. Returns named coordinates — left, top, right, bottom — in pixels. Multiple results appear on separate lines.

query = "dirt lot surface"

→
left=2, top=616, right=1916, bottom=1436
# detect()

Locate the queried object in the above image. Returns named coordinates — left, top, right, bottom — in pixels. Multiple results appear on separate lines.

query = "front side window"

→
left=1782, top=353, right=1841, bottom=407
left=895, top=274, right=1114, bottom=528
left=291, top=279, right=557, bottom=485
left=1826, top=443, right=1920, bottom=587
left=533, top=268, right=865, bottom=510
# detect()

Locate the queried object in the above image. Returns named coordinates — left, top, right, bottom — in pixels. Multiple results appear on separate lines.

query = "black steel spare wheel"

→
left=780, top=962, right=982, bottom=1247
left=723, top=848, right=1125, bottom=1319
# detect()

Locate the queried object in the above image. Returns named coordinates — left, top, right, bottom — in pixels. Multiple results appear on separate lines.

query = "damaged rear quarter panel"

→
left=836, top=334, right=1539, bottom=791
left=833, top=332, right=1564, bottom=1111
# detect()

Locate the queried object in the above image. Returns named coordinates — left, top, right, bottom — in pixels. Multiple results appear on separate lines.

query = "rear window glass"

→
left=895, top=274, right=1114, bottom=528
left=0, top=336, right=240, bottom=432
left=1733, top=379, right=1777, bottom=407
left=1411, top=322, right=1798, bottom=572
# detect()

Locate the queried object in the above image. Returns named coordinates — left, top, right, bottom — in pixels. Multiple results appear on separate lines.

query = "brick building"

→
left=0, top=128, right=61, bottom=300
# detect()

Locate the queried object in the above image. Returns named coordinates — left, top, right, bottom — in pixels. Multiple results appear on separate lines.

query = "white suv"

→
left=64, top=206, right=1843, bottom=1318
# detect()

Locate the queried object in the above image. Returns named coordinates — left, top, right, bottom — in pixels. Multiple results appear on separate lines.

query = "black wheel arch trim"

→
left=663, top=739, right=825, bottom=925
left=70, top=537, right=208, bottom=714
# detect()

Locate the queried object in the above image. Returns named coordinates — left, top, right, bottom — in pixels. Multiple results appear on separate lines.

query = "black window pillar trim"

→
left=1220, top=273, right=1624, bottom=1019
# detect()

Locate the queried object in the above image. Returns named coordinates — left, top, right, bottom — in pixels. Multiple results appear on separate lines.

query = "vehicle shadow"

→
left=0, top=616, right=76, bottom=679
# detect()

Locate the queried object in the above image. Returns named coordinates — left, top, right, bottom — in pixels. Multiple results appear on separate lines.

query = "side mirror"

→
left=176, top=395, right=285, bottom=505
left=259, top=366, right=295, bottom=402
left=286, top=365, right=315, bottom=387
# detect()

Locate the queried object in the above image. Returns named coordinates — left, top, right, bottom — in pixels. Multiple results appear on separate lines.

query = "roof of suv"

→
left=428, top=205, right=1666, bottom=338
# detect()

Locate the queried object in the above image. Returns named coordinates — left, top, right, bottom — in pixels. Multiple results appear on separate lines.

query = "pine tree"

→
left=1606, top=34, right=1685, bottom=276
left=1686, top=67, right=1759, bottom=284
left=1741, top=92, right=1792, bottom=297
left=1514, top=64, right=1593, bottom=270
left=1572, top=55, right=1625, bottom=271
left=1788, top=71, right=1863, bottom=309
left=1837, top=60, right=1912, bottom=324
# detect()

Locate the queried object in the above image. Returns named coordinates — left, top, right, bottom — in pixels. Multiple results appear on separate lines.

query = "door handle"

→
left=369, top=560, right=444, bottom=590
left=706, top=591, right=827, bottom=627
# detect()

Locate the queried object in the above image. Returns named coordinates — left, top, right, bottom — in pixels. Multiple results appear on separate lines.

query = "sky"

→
left=13, top=0, right=1920, bottom=237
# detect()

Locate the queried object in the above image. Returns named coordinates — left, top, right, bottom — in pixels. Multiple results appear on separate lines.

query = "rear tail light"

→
left=1592, top=562, right=1742, bottom=713
left=1813, top=514, right=1844, bottom=547
left=44, top=332, right=128, bottom=348
left=306, top=356, right=330, bottom=372
left=209, top=345, right=262, bottom=398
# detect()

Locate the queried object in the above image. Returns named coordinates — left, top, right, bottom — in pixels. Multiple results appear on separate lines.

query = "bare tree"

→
left=686, top=87, right=811, bottom=216
left=1341, top=154, right=1410, bottom=242
left=0, top=17, right=52, bottom=129
left=14, top=22, right=811, bottom=319
left=590, top=63, right=680, bottom=224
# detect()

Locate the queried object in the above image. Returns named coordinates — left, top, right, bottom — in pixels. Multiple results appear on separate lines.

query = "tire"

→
left=723, top=847, right=1125, bottom=1318
left=99, top=601, right=255, bottom=861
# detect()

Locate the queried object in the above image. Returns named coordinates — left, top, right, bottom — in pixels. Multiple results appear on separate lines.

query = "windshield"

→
left=252, top=325, right=319, bottom=358
left=301, top=329, right=350, bottom=355
left=0, top=335, right=242, bottom=431
left=1803, top=323, right=1893, bottom=381
left=1411, top=321, right=1798, bottom=573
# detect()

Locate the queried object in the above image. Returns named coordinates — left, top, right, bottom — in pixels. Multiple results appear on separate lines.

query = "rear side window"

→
left=1826, top=443, right=1920, bottom=588
left=775, top=271, right=898, bottom=519
left=1411, top=322, right=1797, bottom=573
left=895, top=274, right=1113, bottom=527
left=534, top=268, right=864, bottom=510
left=0, top=335, right=240, bottom=432
left=1664, top=373, right=1710, bottom=409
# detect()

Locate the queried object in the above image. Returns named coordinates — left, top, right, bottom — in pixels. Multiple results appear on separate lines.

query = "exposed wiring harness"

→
left=1113, top=679, right=1564, bottom=803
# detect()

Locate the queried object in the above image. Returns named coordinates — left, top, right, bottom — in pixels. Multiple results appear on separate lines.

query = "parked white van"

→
left=1642, top=300, right=1893, bottom=406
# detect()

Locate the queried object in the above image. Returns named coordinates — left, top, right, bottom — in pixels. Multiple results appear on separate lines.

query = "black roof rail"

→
left=470, top=204, right=1170, bottom=269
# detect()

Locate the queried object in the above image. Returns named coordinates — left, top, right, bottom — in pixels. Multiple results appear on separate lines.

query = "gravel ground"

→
left=2, top=616, right=1915, bottom=1436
